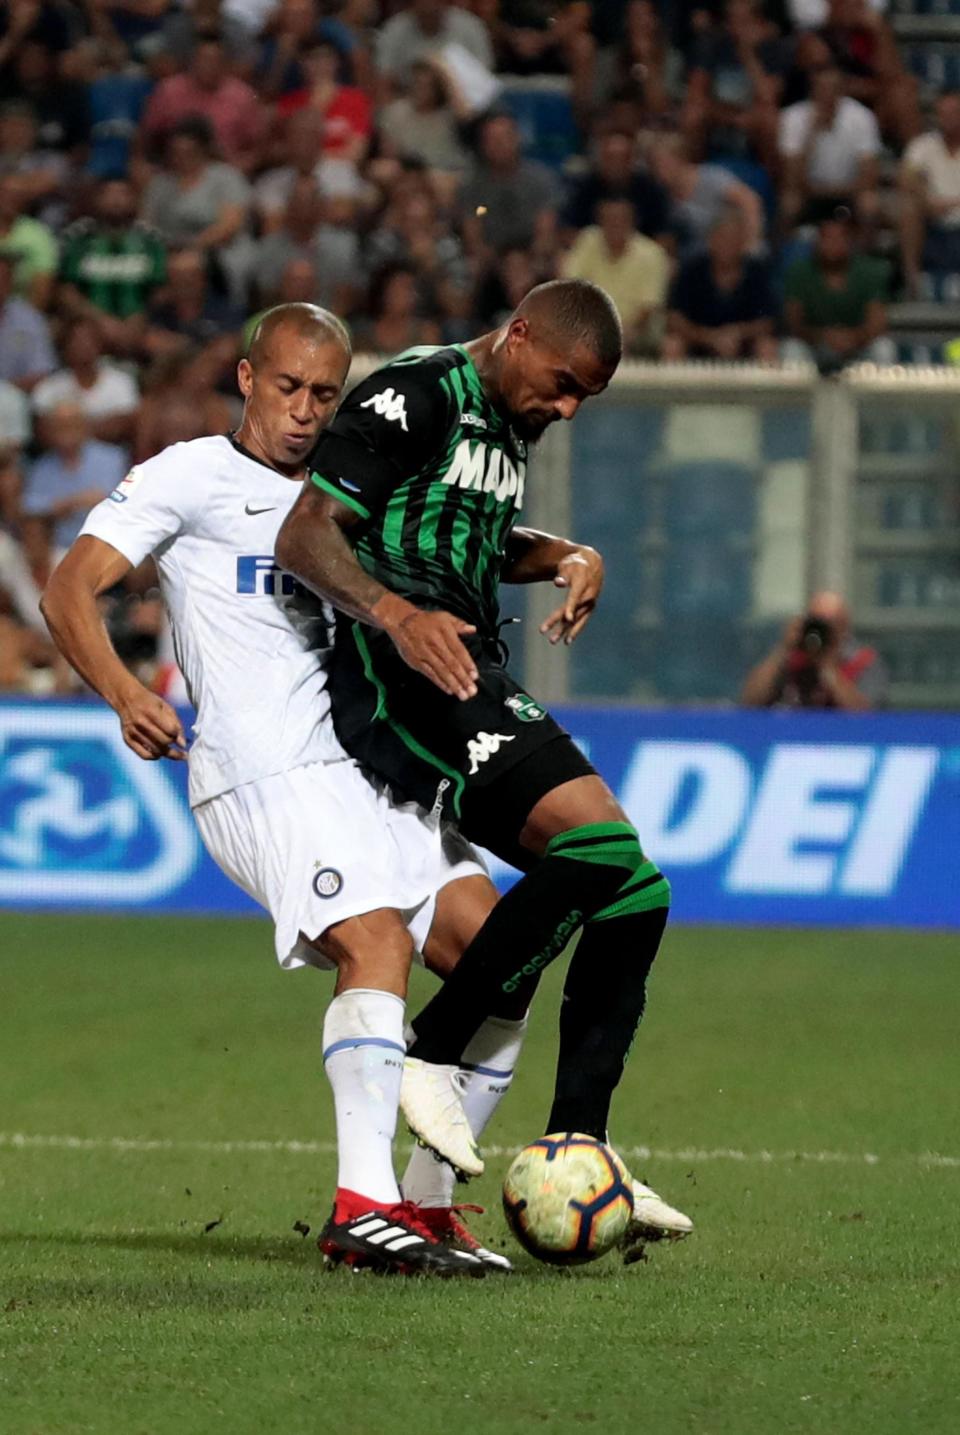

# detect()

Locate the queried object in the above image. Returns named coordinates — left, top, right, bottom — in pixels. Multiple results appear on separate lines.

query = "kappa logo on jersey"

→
left=466, top=731, right=515, bottom=776
left=443, top=440, right=526, bottom=510
left=506, top=693, right=546, bottom=723
left=360, top=387, right=409, bottom=431
left=108, top=466, right=145, bottom=504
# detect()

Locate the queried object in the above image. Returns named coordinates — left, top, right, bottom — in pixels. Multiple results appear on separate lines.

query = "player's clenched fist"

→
left=115, top=684, right=188, bottom=761
left=386, top=606, right=479, bottom=701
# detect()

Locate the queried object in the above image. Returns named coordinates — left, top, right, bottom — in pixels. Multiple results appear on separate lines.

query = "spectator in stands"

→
left=379, top=57, right=471, bottom=182
left=59, top=178, right=167, bottom=359
left=12, top=36, right=91, bottom=151
left=0, top=0, right=76, bottom=98
left=564, top=128, right=668, bottom=242
left=134, top=348, right=234, bottom=463
left=492, top=1, right=596, bottom=125
left=684, top=0, right=786, bottom=173
left=365, top=186, right=469, bottom=322
left=459, top=112, right=561, bottom=271
left=275, top=39, right=372, bottom=166
left=778, top=62, right=879, bottom=233
left=145, top=246, right=244, bottom=371
left=663, top=213, right=777, bottom=361
left=140, top=117, right=254, bottom=303
left=20, top=401, right=125, bottom=582
left=783, top=211, right=894, bottom=368
left=355, top=263, right=441, bottom=352
left=75, top=38, right=153, bottom=181
left=612, top=0, right=680, bottom=118
left=741, top=589, right=887, bottom=709
left=255, top=109, right=326, bottom=231
left=0, top=251, right=54, bottom=390
left=813, top=0, right=919, bottom=149
left=140, top=37, right=266, bottom=174
left=258, top=0, right=324, bottom=101
left=32, top=319, right=139, bottom=448
left=0, top=100, right=69, bottom=225
left=0, top=172, right=55, bottom=308
left=475, top=244, right=541, bottom=326
left=648, top=132, right=763, bottom=258
left=899, top=92, right=960, bottom=298
left=376, top=0, right=494, bottom=96
left=252, top=175, right=359, bottom=311
left=561, top=197, right=668, bottom=357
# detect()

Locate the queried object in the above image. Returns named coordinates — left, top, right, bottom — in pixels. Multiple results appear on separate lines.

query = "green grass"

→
left=0, top=914, right=958, bottom=1435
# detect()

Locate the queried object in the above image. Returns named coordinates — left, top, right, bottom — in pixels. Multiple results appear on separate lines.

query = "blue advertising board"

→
left=1, top=698, right=957, bottom=929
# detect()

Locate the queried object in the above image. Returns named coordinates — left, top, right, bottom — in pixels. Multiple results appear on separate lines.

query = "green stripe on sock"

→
left=589, top=873, right=672, bottom=922
left=546, top=822, right=637, bottom=858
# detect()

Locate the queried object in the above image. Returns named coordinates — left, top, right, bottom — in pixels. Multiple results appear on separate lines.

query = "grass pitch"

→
left=0, top=914, right=958, bottom=1435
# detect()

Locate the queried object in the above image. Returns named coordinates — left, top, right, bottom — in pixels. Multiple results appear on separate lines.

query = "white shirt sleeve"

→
left=79, top=442, right=200, bottom=568
left=852, top=103, right=881, bottom=159
left=778, top=103, right=807, bottom=158
left=902, top=133, right=930, bottom=175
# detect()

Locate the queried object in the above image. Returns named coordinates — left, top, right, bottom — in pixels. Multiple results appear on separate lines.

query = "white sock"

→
left=322, top=988, right=406, bottom=1207
left=401, top=1014, right=528, bottom=1208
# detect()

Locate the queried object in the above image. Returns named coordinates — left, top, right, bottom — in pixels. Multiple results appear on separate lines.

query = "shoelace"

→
left=386, top=1200, right=445, bottom=1245
left=420, top=1203, right=486, bottom=1249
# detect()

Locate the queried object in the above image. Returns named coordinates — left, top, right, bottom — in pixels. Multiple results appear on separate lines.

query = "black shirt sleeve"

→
left=308, top=359, right=457, bottom=523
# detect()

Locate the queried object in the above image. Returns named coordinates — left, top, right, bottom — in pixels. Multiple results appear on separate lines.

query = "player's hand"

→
left=116, top=685, right=188, bottom=761
left=539, top=547, right=604, bottom=645
left=389, top=608, right=479, bottom=700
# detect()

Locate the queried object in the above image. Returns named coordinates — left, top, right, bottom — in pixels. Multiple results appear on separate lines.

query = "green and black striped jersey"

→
left=59, top=220, right=167, bottom=319
left=308, top=345, right=527, bottom=635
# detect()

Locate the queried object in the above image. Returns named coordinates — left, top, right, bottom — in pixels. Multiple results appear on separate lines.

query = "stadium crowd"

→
left=0, top=0, right=957, bottom=692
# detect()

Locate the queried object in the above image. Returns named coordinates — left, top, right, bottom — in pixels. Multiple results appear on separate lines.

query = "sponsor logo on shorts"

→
left=505, top=693, right=546, bottom=724
left=312, top=866, right=343, bottom=898
left=466, top=731, right=515, bottom=776
left=430, top=778, right=450, bottom=819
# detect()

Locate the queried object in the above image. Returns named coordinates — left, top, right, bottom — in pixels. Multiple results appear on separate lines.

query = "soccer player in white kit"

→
left=41, top=305, right=528, bottom=1276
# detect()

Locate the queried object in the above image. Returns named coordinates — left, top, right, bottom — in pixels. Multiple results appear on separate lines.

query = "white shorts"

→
left=194, top=759, right=485, bottom=970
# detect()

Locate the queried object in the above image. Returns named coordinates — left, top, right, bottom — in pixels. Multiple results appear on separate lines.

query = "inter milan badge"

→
left=312, top=866, right=343, bottom=899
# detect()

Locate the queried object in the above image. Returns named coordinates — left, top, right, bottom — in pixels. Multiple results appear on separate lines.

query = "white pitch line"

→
left=1, top=1132, right=958, bottom=1169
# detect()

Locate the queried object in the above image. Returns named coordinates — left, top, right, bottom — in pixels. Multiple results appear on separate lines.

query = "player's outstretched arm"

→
left=41, top=536, right=187, bottom=762
left=503, top=527, right=604, bottom=645
left=276, top=483, right=479, bottom=700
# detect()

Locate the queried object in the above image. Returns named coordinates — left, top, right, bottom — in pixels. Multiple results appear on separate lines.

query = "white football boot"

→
left=400, top=1057, right=485, bottom=1180
left=621, top=1175, right=694, bottom=1265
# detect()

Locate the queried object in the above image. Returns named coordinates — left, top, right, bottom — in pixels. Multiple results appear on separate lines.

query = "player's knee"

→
left=317, top=909, right=415, bottom=993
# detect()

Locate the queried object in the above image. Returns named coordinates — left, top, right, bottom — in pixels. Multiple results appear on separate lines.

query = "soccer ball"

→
left=502, top=1133, right=633, bottom=1266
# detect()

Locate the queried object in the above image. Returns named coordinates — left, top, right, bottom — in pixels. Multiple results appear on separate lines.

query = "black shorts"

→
left=327, top=619, right=596, bottom=857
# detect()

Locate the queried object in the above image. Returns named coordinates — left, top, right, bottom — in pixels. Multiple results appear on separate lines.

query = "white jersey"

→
left=81, top=434, right=344, bottom=807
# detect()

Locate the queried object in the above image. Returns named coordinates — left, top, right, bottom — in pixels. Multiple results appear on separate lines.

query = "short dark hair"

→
left=515, top=279, right=623, bottom=370
left=247, top=302, right=351, bottom=368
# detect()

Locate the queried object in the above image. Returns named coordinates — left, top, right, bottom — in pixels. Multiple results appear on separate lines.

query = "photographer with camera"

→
left=741, top=591, right=887, bottom=711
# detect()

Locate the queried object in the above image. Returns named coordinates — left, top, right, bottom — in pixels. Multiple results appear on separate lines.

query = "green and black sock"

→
left=408, top=822, right=644, bottom=1065
left=546, top=861, right=672, bottom=1140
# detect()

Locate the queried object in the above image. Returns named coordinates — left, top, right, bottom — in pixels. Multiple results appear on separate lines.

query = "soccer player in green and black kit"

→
left=277, top=279, right=693, bottom=1247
